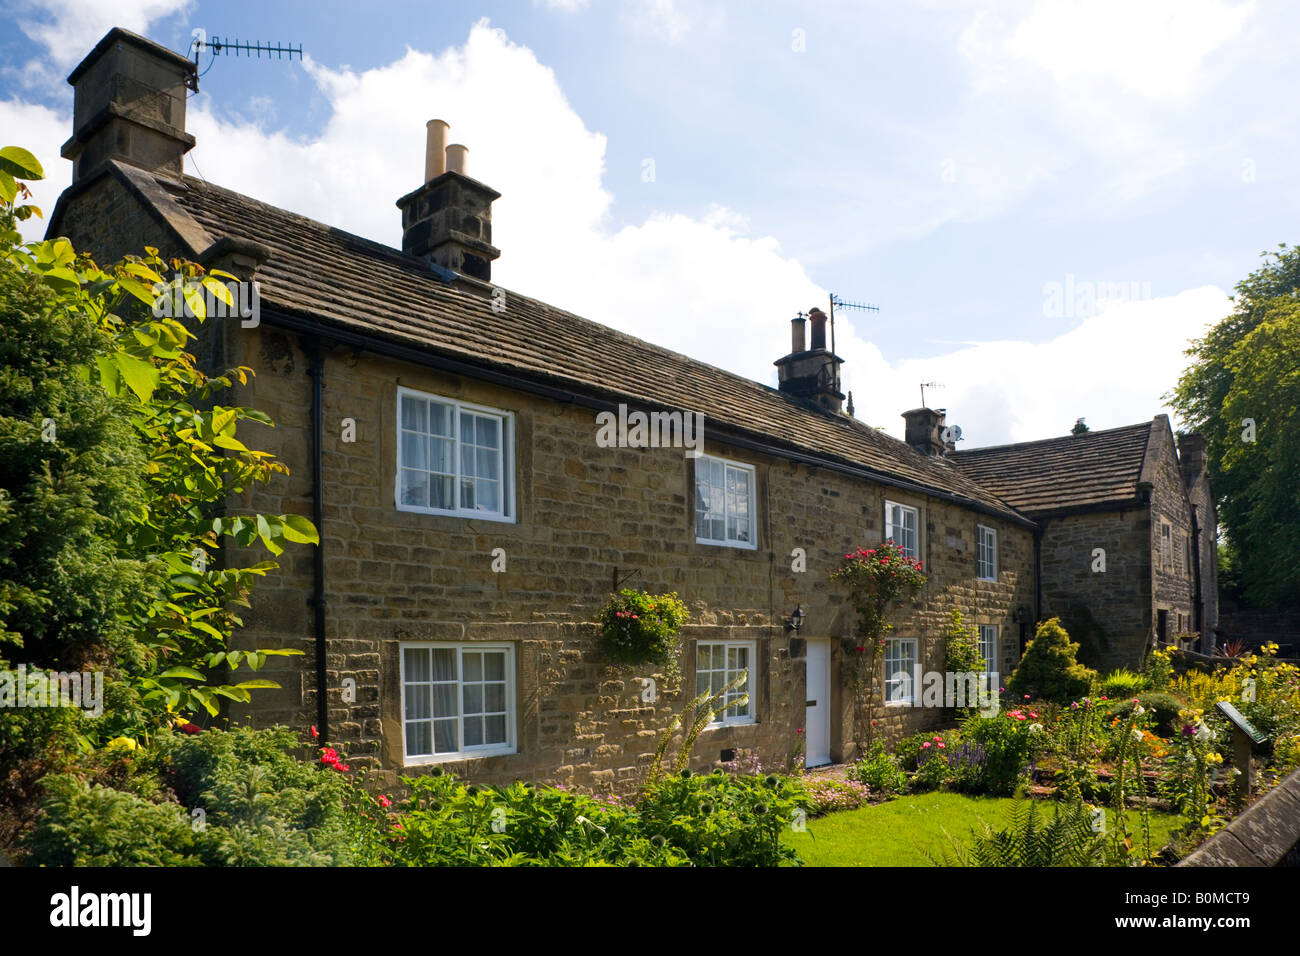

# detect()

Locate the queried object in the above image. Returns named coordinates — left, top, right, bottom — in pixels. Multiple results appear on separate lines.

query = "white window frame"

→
left=694, top=455, right=758, bottom=550
left=396, top=386, right=515, bottom=523
left=978, top=625, right=998, bottom=675
left=695, top=640, right=756, bottom=727
left=399, top=642, right=517, bottom=764
left=976, top=524, right=998, bottom=581
left=884, top=500, right=921, bottom=560
left=1160, top=520, right=1173, bottom=570
left=884, top=637, right=917, bottom=706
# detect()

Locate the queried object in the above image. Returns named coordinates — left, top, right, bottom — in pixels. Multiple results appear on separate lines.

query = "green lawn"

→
left=784, top=792, right=1185, bottom=866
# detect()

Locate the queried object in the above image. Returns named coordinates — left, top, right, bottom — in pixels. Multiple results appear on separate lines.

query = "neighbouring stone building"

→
left=44, top=29, right=1212, bottom=793
left=952, top=419, right=1220, bottom=670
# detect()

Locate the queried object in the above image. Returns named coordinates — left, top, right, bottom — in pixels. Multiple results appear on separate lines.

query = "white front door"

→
left=805, top=638, right=831, bottom=768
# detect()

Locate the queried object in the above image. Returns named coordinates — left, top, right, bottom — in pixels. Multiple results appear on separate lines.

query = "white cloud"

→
left=534, top=0, right=590, bottom=10
left=836, top=286, right=1231, bottom=446
left=1002, top=0, right=1255, bottom=103
left=10, top=17, right=1226, bottom=454
left=621, top=0, right=691, bottom=43
left=14, top=0, right=194, bottom=71
left=1, top=97, right=73, bottom=242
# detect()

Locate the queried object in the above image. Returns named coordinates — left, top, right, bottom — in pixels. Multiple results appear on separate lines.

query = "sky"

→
left=2, top=0, right=1294, bottom=447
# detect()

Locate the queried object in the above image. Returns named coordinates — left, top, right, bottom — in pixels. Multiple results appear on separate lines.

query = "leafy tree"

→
left=1071, top=418, right=1089, bottom=435
left=1006, top=617, right=1096, bottom=703
left=1171, top=245, right=1300, bottom=608
left=0, top=145, right=317, bottom=732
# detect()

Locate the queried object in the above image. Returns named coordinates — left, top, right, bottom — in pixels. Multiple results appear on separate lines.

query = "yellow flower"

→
left=106, top=736, right=138, bottom=752
left=1207, top=752, right=1224, bottom=765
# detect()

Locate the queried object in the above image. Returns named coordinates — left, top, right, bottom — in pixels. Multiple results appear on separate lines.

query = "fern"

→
left=937, top=798, right=1108, bottom=866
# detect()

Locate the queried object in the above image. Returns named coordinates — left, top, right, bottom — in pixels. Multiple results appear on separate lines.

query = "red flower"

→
left=310, top=725, right=319, bottom=739
left=320, top=747, right=339, bottom=766
left=378, top=795, right=393, bottom=808
left=179, top=722, right=202, bottom=735
left=334, top=763, right=350, bottom=772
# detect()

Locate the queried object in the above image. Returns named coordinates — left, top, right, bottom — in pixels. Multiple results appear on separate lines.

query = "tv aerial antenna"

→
left=827, top=293, right=880, bottom=396
left=919, top=380, right=944, bottom=408
left=186, top=30, right=304, bottom=91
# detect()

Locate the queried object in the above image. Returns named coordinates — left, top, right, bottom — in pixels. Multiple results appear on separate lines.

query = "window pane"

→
left=460, top=476, right=475, bottom=510
left=430, top=475, right=454, bottom=511
left=485, top=714, right=507, bottom=744
left=429, top=436, right=454, bottom=475
left=464, top=715, right=484, bottom=747
left=405, top=686, right=431, bottom=721
left=401, top=431, right=426, bottom=471
left=463, top=683, right=483, bottom=715
left=401, top=395, right=426, bottom=432
left=484, top=653, right=505, bottom=682
left=404, top=647, right=430, bottom=682
left=476, top=479, right=500, bottom=513
left=485, top=683, right=505, bottom=712
left=432, top=684, right=457, bottom=719
left=433, top=719, right=457, bottom=753
left=477, top=416, right=499, bottom=449
left=406, top=721, right=431, bottom=756
left=463, top=652, right=482, bottom=682
left=476, top=447, right=499, bottom=481
left=400, top=469, right=428, bottom=508
left=431, top=649, right=457, bottom=682
left=428, top=401, right=452, bottom=437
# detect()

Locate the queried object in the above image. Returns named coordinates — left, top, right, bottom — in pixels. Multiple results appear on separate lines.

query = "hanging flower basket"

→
left=597, top=589, right=689, bottom=681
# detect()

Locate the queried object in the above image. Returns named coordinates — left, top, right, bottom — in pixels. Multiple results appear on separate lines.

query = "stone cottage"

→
left=952, top=419, right=1219, bottom=669
left=44, top=29, right=1206, bottom=791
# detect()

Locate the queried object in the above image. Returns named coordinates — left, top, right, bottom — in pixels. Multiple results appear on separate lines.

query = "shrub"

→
left=954, top=710, right=1045, bottom=796
left=847, top=740, right=907, bottom=795
left=597, top=589, right=688, bottom=680
left=627, top=771, right=811, bottom=867
left=801, top=777, right=872, bottom=816
left=1098, top=669, right=1148, bottom=698
left=21, top=773, right=197, bottom=866
left=912, top=739, right=954, bottom=792
left=942, top=609, right=985, bottom=682
left=1144, top=647, right=1174, bottom=691
left=1006, top=618, right=1097, bottom=703
left=1106, top=692, right=1182, bottom=737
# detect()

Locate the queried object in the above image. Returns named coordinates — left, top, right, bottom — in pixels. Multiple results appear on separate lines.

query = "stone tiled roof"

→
left=101, top=164, right=1038, bottom=523
left=950, top=420, right=1159, bottom=516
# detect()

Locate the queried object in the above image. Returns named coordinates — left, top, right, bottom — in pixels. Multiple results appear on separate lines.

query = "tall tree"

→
left=1171, top=244, right=1300, bottom=608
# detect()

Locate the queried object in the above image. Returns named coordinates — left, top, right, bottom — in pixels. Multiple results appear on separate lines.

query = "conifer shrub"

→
left=1006, top=617, right=1097, bottom=704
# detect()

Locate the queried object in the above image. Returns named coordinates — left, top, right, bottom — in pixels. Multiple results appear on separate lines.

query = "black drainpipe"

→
left=308, top=341, right=329, bottom=744
left=1033, top=521, right=1043, bottom=624
left=1190, top=504, right=1204, bottom=651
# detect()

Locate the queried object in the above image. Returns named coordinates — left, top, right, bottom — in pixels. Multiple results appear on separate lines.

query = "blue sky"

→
left=3, top=0, right=1293, bottom=445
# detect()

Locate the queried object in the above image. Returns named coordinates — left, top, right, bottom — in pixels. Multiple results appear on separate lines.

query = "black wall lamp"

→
left=785, top=604, right=806, bottom=633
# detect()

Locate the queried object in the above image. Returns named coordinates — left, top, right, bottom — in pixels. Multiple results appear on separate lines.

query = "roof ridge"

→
left=952, top=420, right=1155, bottom=456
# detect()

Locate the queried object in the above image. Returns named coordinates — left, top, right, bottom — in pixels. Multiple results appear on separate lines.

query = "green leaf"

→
left=0, top=145, right=45, bottom=180
left=0, top=170, right=15, bottom=205
left=280, top=513, right=319, bottom=545
left=158, top=666, right=206, bottom=681
left=115, top=353, right=160, bottom=402
left=234, top=679, right=281, bottom=690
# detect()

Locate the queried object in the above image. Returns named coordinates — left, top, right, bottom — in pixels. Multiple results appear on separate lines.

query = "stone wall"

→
left=1148, top=426, right=1198, bottom=651
left=1038, top=509, right=1150, bottom=672
left=53, top=172, right=1036, bottom=794
left=223, top=329, right=1035, bottom=793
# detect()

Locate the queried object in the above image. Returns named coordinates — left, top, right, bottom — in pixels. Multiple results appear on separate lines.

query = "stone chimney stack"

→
left=1178, top=432, right=1207, bottom=481
left=775, top=307, right=844, bottom=414
left=902, top=407, right=945, bottom=456
left=61, top=28, right=197, bottom=182
left=396, top=119, right=500, bottom=281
